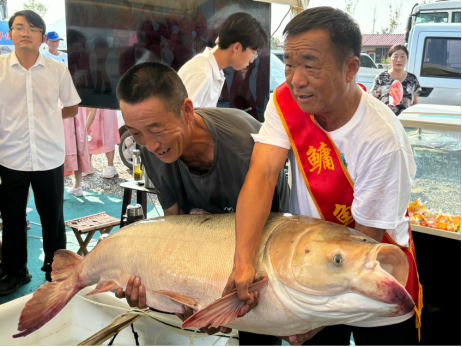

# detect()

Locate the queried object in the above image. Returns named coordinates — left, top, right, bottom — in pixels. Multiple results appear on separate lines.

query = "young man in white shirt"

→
left=178, top=12, right=268, bottom=108
left=223, top=7, right=420, bottom=345
left=41, top=31, right=68, bottom=66
left=0, top=10, right=81, bottom=294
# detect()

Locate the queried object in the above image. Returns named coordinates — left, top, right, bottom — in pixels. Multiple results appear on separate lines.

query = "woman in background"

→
left=84, top=108, right=121, bottom=179
left=65, top=108, right=92, bottom=196
left=371, top=44, right=422, bottom=116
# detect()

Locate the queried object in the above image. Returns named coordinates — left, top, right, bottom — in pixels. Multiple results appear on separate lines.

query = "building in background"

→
left=362, top=33, right=405, bottom=64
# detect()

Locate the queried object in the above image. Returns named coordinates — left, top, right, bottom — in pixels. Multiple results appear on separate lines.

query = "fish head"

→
left=269, top=217, right=414, bottom=317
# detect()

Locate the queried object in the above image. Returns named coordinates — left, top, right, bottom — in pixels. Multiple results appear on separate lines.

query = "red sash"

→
left=274, top=82, right=423, bottom=339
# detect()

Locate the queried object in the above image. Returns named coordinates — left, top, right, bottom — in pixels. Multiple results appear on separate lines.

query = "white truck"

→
left=406, top=22, right=460, bottom=105
left=357, top=52, right=385, bottom=92
left=404, top=0, right=461, bottom=43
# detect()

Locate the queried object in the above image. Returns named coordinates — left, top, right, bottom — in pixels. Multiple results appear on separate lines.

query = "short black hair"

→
left=116, top=62, right=188, bottom=118
left=9, top=10, right=46, bottom=33
left=218, top=12, right=268, bottom=51
left=388, top=44, right=409, bottom=58
left=283, top=7, right=361, bottom=69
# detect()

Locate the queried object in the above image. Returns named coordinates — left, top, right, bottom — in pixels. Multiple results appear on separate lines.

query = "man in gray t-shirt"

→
left=115, top=62, right=289, bottom=345
left=141, top=107, right=289, bottom=215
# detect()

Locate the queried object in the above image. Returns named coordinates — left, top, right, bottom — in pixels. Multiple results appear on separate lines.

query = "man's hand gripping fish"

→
left=13, top=213, right=414, bottom=338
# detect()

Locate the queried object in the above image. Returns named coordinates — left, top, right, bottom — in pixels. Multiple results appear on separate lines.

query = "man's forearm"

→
left=62, top=105, right=78, bottom=119
left=163, top=203, right=184, bottom=216
left=354, top=222, right=385, bottom=242
left=235, top=169, right=278, bottom=266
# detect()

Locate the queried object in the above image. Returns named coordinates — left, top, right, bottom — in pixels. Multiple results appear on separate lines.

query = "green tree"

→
left=13, top=0, right=48, bottom=18
left=271, top=37, right=282, bottom=50
left=344, top=0, right=359, bottom=17
left=381, top=3, right=403, bottom=34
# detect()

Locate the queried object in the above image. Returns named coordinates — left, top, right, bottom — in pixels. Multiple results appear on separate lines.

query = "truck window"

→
left=360, top=55, right=376, bottom=68
left=421, top=37, right=461, bottom=78
left=416, top=12, right=449, bottom=24
left=452, top=12, right=461, bottom=23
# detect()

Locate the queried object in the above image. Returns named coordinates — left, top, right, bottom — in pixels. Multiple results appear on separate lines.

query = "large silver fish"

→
left=14, top=214, right=414, bottom=338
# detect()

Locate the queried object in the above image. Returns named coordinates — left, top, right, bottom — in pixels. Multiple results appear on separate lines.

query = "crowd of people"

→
left=0, top=5, right=423, bottom=346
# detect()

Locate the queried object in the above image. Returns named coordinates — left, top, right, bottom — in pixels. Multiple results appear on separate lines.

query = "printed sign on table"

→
left=389, top=80, right=403, bottom=106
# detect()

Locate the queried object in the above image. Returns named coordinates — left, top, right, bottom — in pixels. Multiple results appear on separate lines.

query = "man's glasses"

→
left=12, top=27, right=43, bottom=35
left=252, top=51, right=260, bottom=60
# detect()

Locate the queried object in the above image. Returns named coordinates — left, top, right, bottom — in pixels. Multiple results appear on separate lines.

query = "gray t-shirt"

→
left=141, top=108, right=290, bottom=214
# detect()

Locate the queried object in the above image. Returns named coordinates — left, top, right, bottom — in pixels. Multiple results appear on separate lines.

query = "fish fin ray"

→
left=152, top=290, right=200, bottom=310
left=86, top=280, right=120, bottom=296
left=13, top=279, right=82, bottom=338
left=182, top=276, right=268, bottom=329
left=50, top=250, right=83, bottom=282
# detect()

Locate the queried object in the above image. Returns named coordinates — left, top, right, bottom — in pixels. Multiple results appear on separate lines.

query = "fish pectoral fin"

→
left=152, top=290, right=200, bottom=310
left=181, top=276, right=268, bottom=329
left=86, top=280, right=120, bottom=296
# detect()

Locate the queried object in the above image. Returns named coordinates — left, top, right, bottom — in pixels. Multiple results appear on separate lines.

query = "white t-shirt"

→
left=41, top=50, right=68, bottom=66
left=0, top=52, right=81, bottom=171
left=253, top=91, right=416, bottom=327
left=178, top=47, right=225, bottom=108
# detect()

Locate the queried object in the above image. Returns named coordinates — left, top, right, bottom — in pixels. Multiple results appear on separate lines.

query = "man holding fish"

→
left=224, top=6, right=422, bottom=346
left=113, top=61, right=289, bottom=345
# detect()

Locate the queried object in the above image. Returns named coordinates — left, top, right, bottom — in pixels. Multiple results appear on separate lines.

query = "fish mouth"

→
left=350, top=244, right=415, bottom=316
left=364, top=244, right=408, bottom=287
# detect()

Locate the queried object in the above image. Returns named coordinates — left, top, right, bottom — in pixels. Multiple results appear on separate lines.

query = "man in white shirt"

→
left=178, top=12, right=268, bottom=108
left=223, top=7, right=420, bottom=345
left=0, top=10, right=81, bottom=295
left=41, top=31, right=68, bottom=66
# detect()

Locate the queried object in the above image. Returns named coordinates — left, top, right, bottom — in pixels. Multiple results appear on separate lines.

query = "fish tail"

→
left=13, top=276, right=84, bottom=338
left=51, top=249, right=83, bottom=282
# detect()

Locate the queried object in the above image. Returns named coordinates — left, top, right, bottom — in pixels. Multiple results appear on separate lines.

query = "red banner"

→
left=274, top=82, right=355, bottom=228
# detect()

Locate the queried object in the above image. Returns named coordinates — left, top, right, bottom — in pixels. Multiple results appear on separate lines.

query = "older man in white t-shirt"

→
left=178, top=12, right=268, bottom=108
left=0, top=11, right=80, bottom=295
left=223, top=7, right=420, bottom=346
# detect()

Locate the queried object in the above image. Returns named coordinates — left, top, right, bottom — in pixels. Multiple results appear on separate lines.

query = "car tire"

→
left=119, top=129, right=135, bottom=170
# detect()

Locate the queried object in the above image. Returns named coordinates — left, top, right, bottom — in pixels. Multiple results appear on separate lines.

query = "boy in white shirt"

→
left=178, top=12, right=268, bottom=108
left=0, top=11, right=80, bottom=294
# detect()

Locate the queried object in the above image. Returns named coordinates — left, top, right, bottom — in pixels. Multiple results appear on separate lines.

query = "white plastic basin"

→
left=0, top=286, right=239, bottom=346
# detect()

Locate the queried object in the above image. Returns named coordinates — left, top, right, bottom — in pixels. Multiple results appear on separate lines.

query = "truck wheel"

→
left=119, top=129, right=135, bottom=170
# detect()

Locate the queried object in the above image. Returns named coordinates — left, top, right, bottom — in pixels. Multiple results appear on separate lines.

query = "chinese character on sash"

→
left=306, top=142, right=335, bottom=174
left=333, top=204, right=354, bottom=225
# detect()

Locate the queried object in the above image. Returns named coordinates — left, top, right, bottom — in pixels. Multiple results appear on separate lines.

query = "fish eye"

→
left=333, top=254, right=343, bottom=265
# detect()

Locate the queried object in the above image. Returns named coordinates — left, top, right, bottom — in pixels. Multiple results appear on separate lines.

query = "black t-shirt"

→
left=141, top=108, right=290, bottom=214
